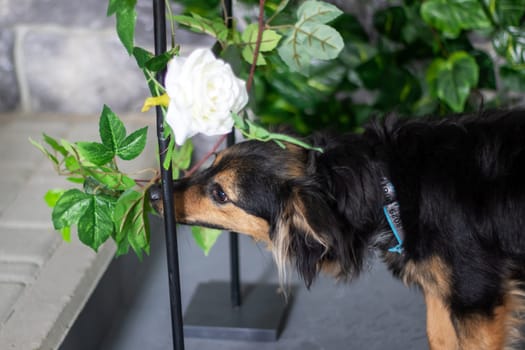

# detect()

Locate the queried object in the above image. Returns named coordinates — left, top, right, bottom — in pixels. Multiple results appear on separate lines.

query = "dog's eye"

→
left=211, top=185, right=229, bottom=204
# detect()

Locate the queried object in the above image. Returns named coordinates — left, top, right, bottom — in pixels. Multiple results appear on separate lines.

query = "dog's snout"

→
left=149, top=184, right=162, bottom=202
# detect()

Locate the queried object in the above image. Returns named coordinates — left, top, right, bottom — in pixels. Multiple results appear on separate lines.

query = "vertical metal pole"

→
left=153, top=0, right=185, bottom=349
left=222, top=0, right=242, bottom=308
left=228, top=137, right=242, bottom=308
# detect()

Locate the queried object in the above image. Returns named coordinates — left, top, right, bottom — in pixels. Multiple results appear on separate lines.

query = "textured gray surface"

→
left=89, top=220, right=428, bottom=350
left=0, top=29, right=19, bottom=112
left=18, top=28, right=147, bottom=114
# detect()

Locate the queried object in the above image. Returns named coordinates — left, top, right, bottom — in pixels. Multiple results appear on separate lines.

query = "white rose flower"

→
left=165, top=48, right=249, bottom=145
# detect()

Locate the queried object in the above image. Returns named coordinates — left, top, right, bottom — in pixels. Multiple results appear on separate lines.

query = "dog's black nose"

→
left=149, top=184, right=162, bottom=202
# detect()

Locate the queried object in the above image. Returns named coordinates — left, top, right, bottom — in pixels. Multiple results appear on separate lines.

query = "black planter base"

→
left=183, top=281, right=293, bottom=342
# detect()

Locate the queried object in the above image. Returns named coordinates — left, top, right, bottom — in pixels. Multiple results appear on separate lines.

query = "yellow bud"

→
left=141, top=93, right=170, bottom=112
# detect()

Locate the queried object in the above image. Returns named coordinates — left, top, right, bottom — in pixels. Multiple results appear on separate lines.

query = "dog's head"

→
left=150, top=139, right=366, bottom=287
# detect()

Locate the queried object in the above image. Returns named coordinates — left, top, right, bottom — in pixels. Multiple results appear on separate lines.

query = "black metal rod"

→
left=227, top=133, right=242, bottom=307
left=222, top=0, right=242, bottom=308
left=153, top=0, right=185, bottom=349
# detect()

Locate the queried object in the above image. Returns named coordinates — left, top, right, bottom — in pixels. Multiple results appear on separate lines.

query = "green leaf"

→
left=76, top=142, right=114, bottom=166
left=296, top=21, right=344, bottom=60
left=278, top=0, right=344, bottom=74
left=426, top=51, right=479, bottom=112
left=492, top=26, right=525, bottom=66
left=471, top=50, right=496, bottom=89
left=43, top=133, right=68, bottom=156
left=77, top=194, right=117, bottom=251
left=60, top=226, right=71, bottom=242
left=172, top=140, right=194, bottom=179
left=333, top=13, right=369, bottom=42
left=133, top=47, right=154, bottom=68
left=173, top=14, right=228, bottom=42
left=373, top=6, right=407, bottom=42
left=106, top=0, right=120, bottom=16
left=99, top=105, right=126, bottom=153
left=243, top=24, right=282, bottom=52
left=113, top=190, right=150, bottom=259
left=65, top=155, right=81, bottom=172
left=297, top=0, right=343, bottom=24
left=278, top=36, right=312, bottom=74
left=241, top=24, right=282, bottom=66
left=114, top=0, right=137, bottom=55
left=500, top=65, right=525, bottom=91
left=491, top=0, right=525, bottom=26
left=420, top=0, right=492, bottom=38
left=67, top=177, right=85, bottom=184
left=44, top=189, right=66, bottom=208
left=60, top=139, right=78, bottom=156
left=29, top=138, right=59, bottom=165
left=117, top=126, right=148, bottom=160
left=144, top=48, right=179, bottom=72
left=242, top=45, right=266, bottom=66
left=191, top=226, right=222, bottom=255
left=84, top=167, right=136, bottom=191
left=162, top=134, right=175, bottom=171
left=52, top=189, right=91, bottom=230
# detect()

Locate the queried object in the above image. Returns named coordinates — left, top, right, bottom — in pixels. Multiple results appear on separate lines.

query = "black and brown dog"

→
left=150, top=109, right=525, bottom=349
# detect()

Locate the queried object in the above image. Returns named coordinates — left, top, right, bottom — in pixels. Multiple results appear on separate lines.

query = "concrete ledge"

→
left=0, top=113, right=156, bottom=349
left=0, top=237, right=116, bottom=350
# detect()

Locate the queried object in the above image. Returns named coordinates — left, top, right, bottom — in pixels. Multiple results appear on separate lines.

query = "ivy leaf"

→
left=373, top=6, right=407, bottom=42
left=107, top=0, right=137, bottom=55
left=491, top=0, right=525, bottom=26
left=162, top=132, right=175, bottom=171
left=76, top=141, right=114, bottom=166
left=242, top=45, right=266, bottom=65
left=426, top=51, right=479, bottom=112
left=297, top=0, right=343, bottom=24
left=144, top=47, right=179, bottom=72
left=492, top=26, right=525, bottom=66
left=77, top=194, right=117, bottom=251
left=113, top=190, right=150, bottom=259
left=117, top=127, right=148, bottom=160
left=296, top=22, right=344, bottom=60
left=500, top=65, right=525, bottom=91
left=99, top=105, right=126, bottom=153
left=133, top=47, right=154, bottom=69
left=278, top=1, right=343, bottom=74
left=278, top=36, right=312, bottom=74
left=191, top=226, right=222, bottom=256
left=471, top=50, right=496, bottom=89
left=241, top=24, right=282, bottom=66
left=44, top=189, right=66, bottom=208
left=172, top=140, right=194, bottom=179
left=173, top=14, right=228, bottom=42
left=52, top=189, right=91, bottom=230
left=420, top=0, right=492, bottom=38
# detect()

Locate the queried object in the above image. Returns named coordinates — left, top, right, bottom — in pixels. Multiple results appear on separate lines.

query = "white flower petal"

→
left=166, top=100, right=197, bottom=146
left=164, top=48, right=249, bottom=142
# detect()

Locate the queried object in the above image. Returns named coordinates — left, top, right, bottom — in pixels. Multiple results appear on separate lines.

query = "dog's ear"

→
left=271, top=181, right=345, bottom=288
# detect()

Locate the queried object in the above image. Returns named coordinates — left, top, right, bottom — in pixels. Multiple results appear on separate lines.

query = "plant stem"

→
left=184, top=0, right=266, bottom=176
left=165, top=0, right=176, bottom=49
left=246, top=0, right=266, bottom=92
left=185, top=133, right=228, bottom=177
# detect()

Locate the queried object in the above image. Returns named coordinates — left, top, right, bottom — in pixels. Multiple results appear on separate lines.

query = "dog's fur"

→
left=150, top=109, right=525, bottom=349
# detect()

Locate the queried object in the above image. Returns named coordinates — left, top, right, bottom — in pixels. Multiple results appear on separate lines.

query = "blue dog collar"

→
left=380, top=178, right=405, bottom=254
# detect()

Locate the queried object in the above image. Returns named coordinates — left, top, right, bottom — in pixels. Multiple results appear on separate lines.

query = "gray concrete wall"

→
left=0, top=0, right=210, bottom=115
left=0, top=0, right=159, bottom=114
